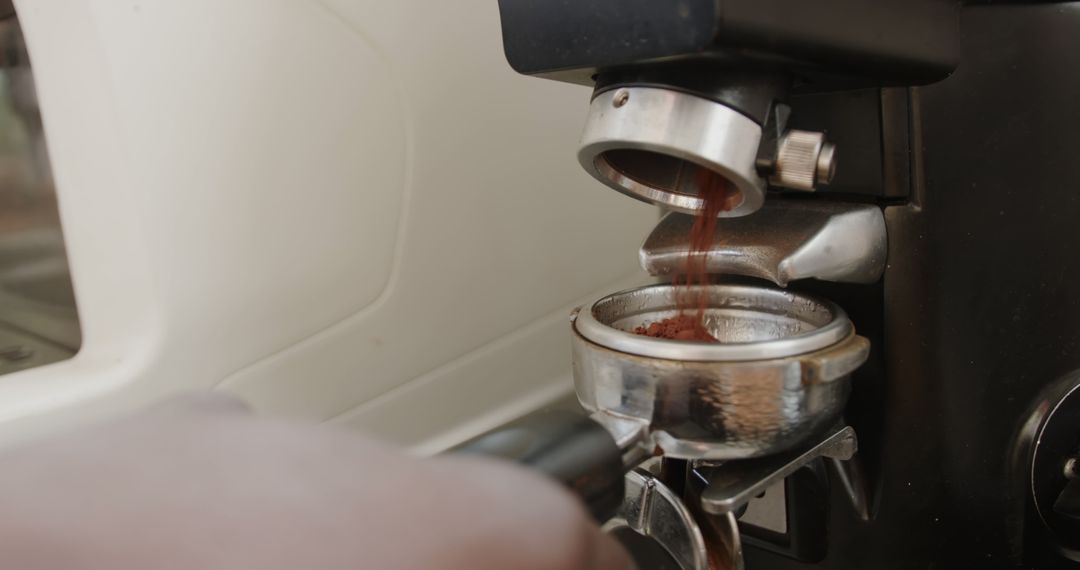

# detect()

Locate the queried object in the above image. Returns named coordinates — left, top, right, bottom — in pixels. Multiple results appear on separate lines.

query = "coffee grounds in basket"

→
left=633, top=314, right=718, bottom=342
left=634, top=168, right=734, bottom=342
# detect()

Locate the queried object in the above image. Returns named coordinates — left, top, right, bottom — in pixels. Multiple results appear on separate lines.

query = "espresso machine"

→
left=461, top=1, right=1080, bottom=568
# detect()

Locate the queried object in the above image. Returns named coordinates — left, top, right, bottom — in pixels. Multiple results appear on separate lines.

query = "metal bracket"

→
left=640, top=200, right=887, bottom=286
left=603, top=469, right=712, bottom=570
left=693, top=426, right=857, bottom=515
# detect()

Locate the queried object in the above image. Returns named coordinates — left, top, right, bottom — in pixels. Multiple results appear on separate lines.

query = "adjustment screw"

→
left=613, top=89, right=630, bottom=108
left=769, top=130, right=836, bottom=191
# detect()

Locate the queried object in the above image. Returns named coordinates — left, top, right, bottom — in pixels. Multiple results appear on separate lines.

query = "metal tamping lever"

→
left=640, top=199, right=887, bottom=286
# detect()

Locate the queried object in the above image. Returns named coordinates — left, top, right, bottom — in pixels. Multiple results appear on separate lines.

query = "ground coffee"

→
left=633, top=168, right=734, bottom=342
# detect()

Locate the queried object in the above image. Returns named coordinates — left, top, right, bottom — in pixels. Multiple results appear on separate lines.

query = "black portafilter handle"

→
left=455, top=411, right=626, bottom=523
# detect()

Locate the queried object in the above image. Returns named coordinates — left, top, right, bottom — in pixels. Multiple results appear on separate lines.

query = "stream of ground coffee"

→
left=634, top=168, right=734, bottom=342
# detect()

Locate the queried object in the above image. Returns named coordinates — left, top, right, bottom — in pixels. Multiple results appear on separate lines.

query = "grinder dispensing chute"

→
left=497, top=0, right=958, bottom=216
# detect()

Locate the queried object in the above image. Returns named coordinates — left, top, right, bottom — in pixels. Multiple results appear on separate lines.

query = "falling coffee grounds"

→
left=633, top=168, right=735, bottom=342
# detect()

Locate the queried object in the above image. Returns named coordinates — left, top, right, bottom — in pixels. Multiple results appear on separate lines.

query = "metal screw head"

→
left=612, top=89, right=630, bottom=108
left=1065, top=457, right=1079, bottom=480
left=817, top=142, right=837, bottom=185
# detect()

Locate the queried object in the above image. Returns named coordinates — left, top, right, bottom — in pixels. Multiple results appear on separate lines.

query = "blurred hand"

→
left=0, top=394, right=633, bottom=570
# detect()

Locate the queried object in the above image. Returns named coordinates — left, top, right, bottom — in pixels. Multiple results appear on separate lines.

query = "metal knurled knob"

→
left=769, top=130, right=837, bottom=191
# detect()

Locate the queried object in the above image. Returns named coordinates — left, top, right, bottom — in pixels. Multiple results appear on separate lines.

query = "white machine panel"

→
left=0, top=0, right=655, bottom=448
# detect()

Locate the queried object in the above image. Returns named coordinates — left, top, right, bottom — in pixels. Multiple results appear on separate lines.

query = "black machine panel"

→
left=496, top=0, right=958, bottom=90
left=746, top=3, right=1080, bottom=568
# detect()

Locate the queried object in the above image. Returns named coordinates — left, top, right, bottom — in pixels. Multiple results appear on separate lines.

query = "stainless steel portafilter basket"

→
left=572, top=284, right=870, bottom=461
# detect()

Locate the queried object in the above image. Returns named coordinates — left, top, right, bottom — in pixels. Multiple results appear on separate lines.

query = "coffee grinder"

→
left=462, top=2, right=1080, bottom=568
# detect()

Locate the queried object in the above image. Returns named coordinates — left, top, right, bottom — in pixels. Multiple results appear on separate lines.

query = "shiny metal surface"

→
left=0, top=17, right=80, bottom=376
left=1065, top=458, right=1079, bottom=480
left=578, top=87, right=765, bottom=218
left=693, top=425, right=857, bottom=515
left=572, top=284, right=870, bottom=460
left=575, top=284, right=853, bottom=362
left=603, top=469, right=711, bottom=570
left=769, top=130, right=836, bottom=191
left=587, top=411, right=651, bottom=469
left=828, top=455, right=873, bottom=521
left=816, top=140, right=837, bottom=186
left=696, top=506, right=743, bottom=570
left=640, top=201, right=887, bottom=286
left=737, top=480, right=787, bottom=533
left=684, top=471, right=745, bottom=570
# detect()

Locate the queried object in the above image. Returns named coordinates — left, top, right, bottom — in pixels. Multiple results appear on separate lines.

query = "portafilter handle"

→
left=456, top=411, right=627, bottom=522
